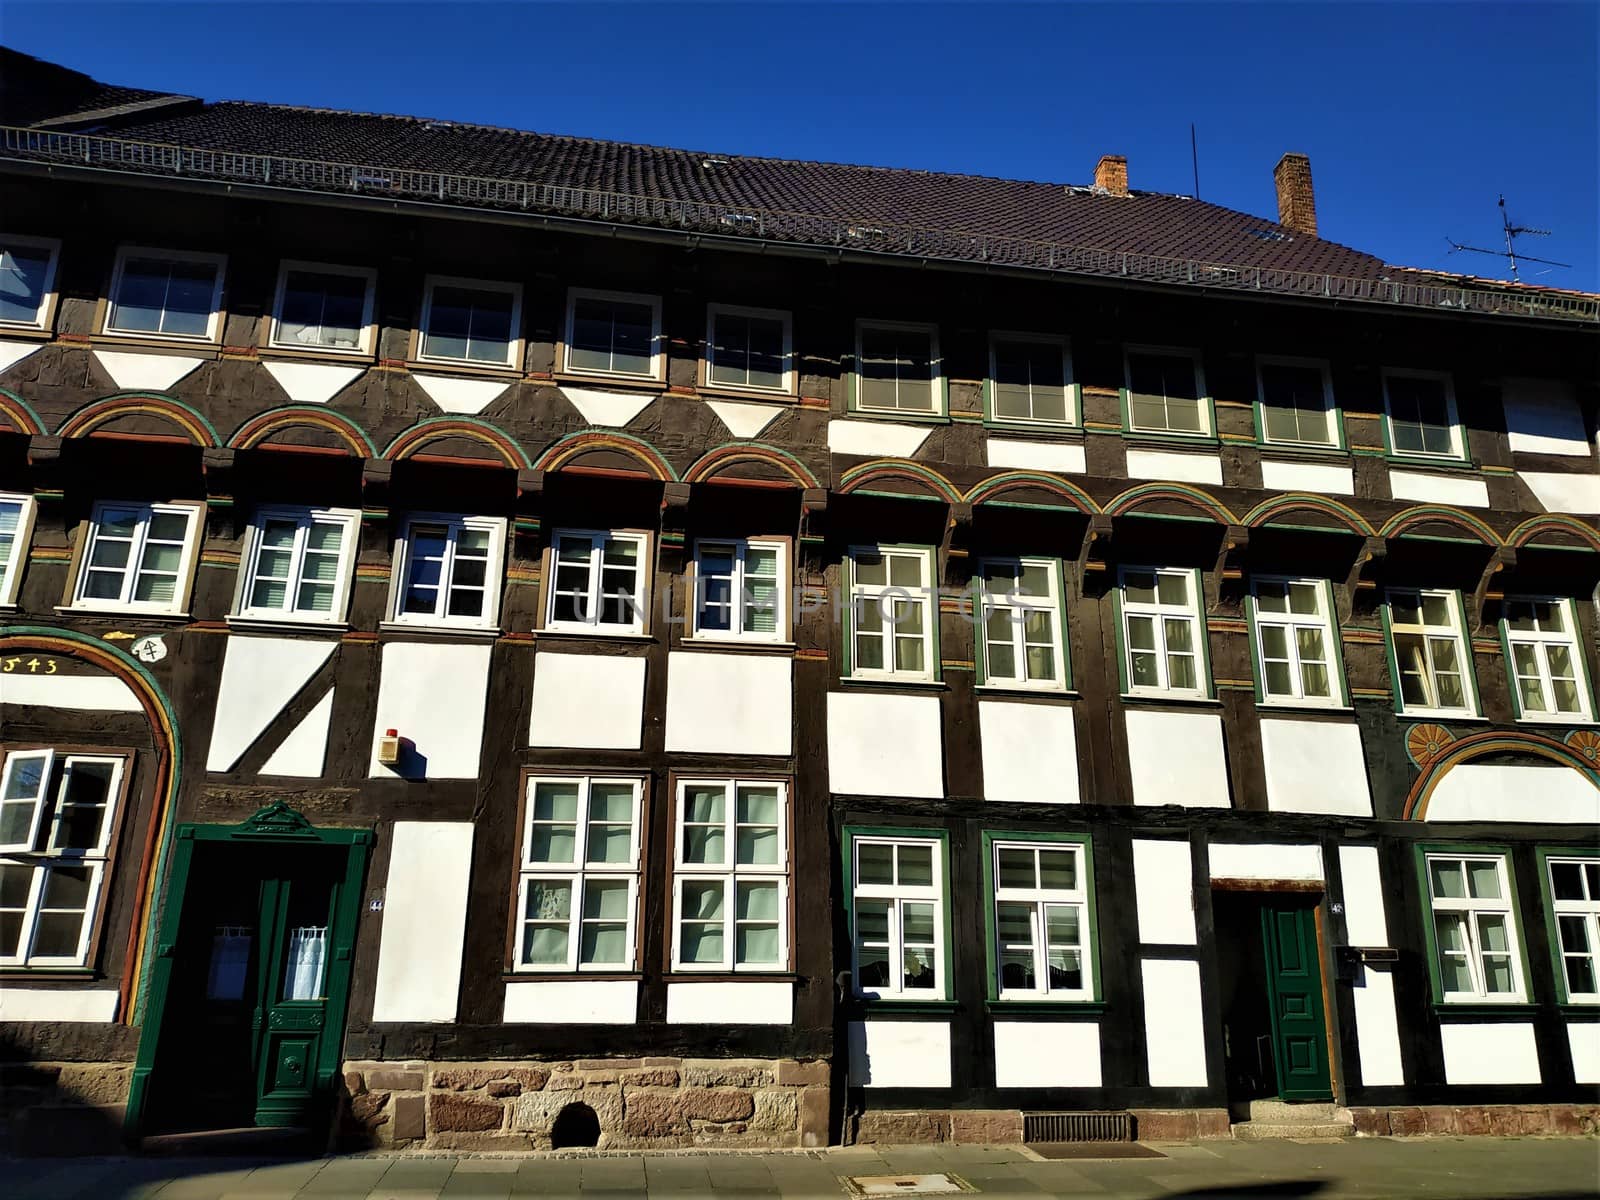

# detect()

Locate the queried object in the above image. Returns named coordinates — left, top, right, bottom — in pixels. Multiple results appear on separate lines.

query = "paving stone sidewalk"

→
left=4, top=1136, right=1597, bottom=1200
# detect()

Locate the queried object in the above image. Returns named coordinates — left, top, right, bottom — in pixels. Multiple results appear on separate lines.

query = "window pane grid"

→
left=1504, top=598, right=1587, bottom=717
left=1390, top=590, right=1471, bottom=712
left=709, top=309, right=788, bottom=392
left=1127, top=352, right=1203, bottom=433
left=1548, top=858, right=1600, bottom=1000
left=108, top=255, right=219, bottom=338
left=0, top=242, right=55, bottom=325
left=991, top=337, right=1069, bottom=424
left=1121, top=568, right=1203, bottom=694
left=1259, top=362, right=1333, bottom=446
left=423, top=283, right=516, bottom=365
left=851, top=837, right=943, bottom=999
left=674, top=780, right=787, bottom=971
left=980, top=558, right=1062, bottom=686
left=78, top=504, right=195, bottom=611
left=991, top=841, right=1091, bottom=1000
left=569, top=297, right=657, bottom=377
left=858, top=326, right=937, bottom=413
left=1253, top=579, right=1338, bottom=702
left=693, top=540, right=785, bottom=641
left=851, top=549, right=933, bottom=678
left=547, top=531, right=646, bottom=632
left=1386, top=375, right=1456, bottom=456
left=397, top=517, right=499, bottom=626
left=1426, top=854, right=1522, bottom=1001
left=274, top=268, right=368, bottom=350
left=241, top=510, right=352, bottom=621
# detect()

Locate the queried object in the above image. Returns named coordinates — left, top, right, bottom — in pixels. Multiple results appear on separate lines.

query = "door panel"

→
left=1261, top=904, right=1333, bottom=1101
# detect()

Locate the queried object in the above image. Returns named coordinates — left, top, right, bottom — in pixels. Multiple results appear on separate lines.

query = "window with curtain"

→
left=706, top=305, right=791, bottom=393
left=420, top=276, right=521, bottom=366
left=1258, top=359, right=1336, bottom=446
left=546, top=530, right=649, bottom=633
left=236, top=507, right=359, bottom=623
left=0, top=492, right=35, bottom=605
left=0, top=236, right=60, bottom=328
left=848, top=546, right=935, bottom=680
left=1384, top=371, right=1462, bottom=458
left=271, top=262, right=374, bottom=353
left=1503, top=597, right=1591, bottom=720
left=514, top=776, right=642, bottom=972
left=848, top=833, right=946, bottom=1000
left=989, top=838, right=1095, bottom=1001
left=1126, top=348, right=1206, bottom=434
left=672, top=779, right=788, bottom=971
left=566, top=290, right=661, bottom=378
left=1251, top=577, right=1342, bottom=705
left=1388, top=589, right=1474, bottom=714
left=1424, top=852, right=1524, bottom=1001
left=73, top=502, right=200, bottom=614
left=855, top=322, right=940, bottom=414
left=392, top=514, right=506, bottom=629
left=1120, top=566, right=1206, bottom=695
left=1547, top=856, right=1600, bottom=1003
left=978, top=557, right=1066, bottom=689
left=105, top=248, right=225, bottom=340
left=692, top=539, right=785, bottom=641
left=989, top=334, right=1072, bottom=425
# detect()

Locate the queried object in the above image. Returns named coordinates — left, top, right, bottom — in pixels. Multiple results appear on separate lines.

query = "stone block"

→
left=391, top=1094, right=425, bottom=1141
left=622, top=1068, right=680, bottom=1088
left=683, top=1089, right=755, bottom=1122
left=642, top=1057, right=682, bottom=1068
left=512, top=1090, right=568, bottom=1134
left=486, top=1080, right=521, bottom=1098
left=855, top=1110, right=948, bottom=1144
left=365, top=1067, right=425, bottom=1091
left=775, top=1059, right=829, bottom=1087
left=1387, top=1107, right=1427, bottom=1137
left=510, top=1066, right=549, bottom=1090
left=578, top=1067, right=620, bottom=1084
left=1550, top=1106, right=1585, bottom=1136
left=1131, top=1110, right=1196, bottom=1140
left=1194, top=1109, right=1233, bottom=1139
left=949, top=1109, right=1023, bottom=1143
left=428, top=1092, right=504, bottom=1133
left=55, top=1064, right=132, bottom=1106
left=577, top=1058, right=641, bottom=1071
left=350, top=1091, right=390, bottom=1126
left=682, top=1060, right=773, bottom=1089
left=750, top=1089, right=798, bottom=1133
left=1486, top=1106, right=1520, bottom=1136
left=548, top=1072, right=586, bottom=1091
left=1456, top=1107, right=1489, bottom=1136
left=1422, top=1106, right=1458, bottom=1135
left=621, top=1091, right=690, bottom=1138
left=428, top=1131, right=532, bottom=1151
left=431, top=1068, right=475, bottom=1091
left=343, top=1070, right=365, bottom=1096
left=1348, top=1108, right=1391, bottom=1137
left=798, top=1086, right=829, bottom=1148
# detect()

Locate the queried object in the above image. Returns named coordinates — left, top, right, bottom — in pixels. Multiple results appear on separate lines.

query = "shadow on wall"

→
left=0, top=1057, right=132, bottom=1156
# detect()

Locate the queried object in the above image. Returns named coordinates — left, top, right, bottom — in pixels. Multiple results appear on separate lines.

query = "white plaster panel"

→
left=92, top=349, right=203, bottom=392
left=1388, top=469, right=1491, bottom=508
left=665, top=982, right=793, bottom=1025
left=1209, top=842, right=1324, bottom=882
left=1, top=672, right=141, bottom=713
left=827, top=419, right=931, bottom=459
left=1439, top=1022, right=1541, bottom=1085
left=411, top=374, right=511, bottom=415
left=1132, top=839, right=1196, bottom=945
left=207, top=637, right=335, bottom=772
left=985, top=437, right=1087, bottom=474
left=0, top=987, right=118, bottom=1022
left=503, top=980, right=640, bottom=1024
left=1124, top=447, right=1224, bottom=486
left=261, top=361, right=362, bottom=405
left=1124, top=709, right=1230, bottom=808
left=706, top=399, right=784, bottom=439
left=371, top=821, right=473, bottom=1023
left=1141, top=958, right=1209, bottom=1087
left=1338, top=845, right=1390, bottom=946
left=847, top=1020, right=952, bottom=1088
left=1520, top=471, right=1600, bottom=515
left=1566, top=1021, right=1600, bottom=1085
left=0, top=339, right=43, bottom=376
left=259, top=690, right=334, bottom=778
left=368, top=642, right=493, bottom=778
left=1503, top=379, right=1590, bottom=456
left=529, top=653, right=647, bottom=750
left=978, top=700, right=1078, bottom=803
left=1426, top=764, right=1600, bottom=824
left=663, top=652, right=791, bottom=756
left=559, top=386, right=656, bottom=427
left=992, top=1021, right=1102, bottom=1088
left=1260, top=459, right=1355, bottom=495
left=1260, top=719, right=1373, bottom=816
left=826, top=691, right=944, bottom=799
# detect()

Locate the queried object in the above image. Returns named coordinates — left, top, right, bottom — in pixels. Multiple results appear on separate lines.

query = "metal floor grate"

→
left=1023, top=1110, right=1133, bottom=1143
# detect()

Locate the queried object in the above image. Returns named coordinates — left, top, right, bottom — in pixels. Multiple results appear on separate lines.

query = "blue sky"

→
left=5, top=2, right=1597, bottom=289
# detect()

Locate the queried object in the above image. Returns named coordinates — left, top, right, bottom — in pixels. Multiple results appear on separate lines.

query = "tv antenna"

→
left=1447, top=195, right=1569, bottom=283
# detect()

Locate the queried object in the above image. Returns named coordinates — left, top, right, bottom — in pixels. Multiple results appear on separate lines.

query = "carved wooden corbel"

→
left=799, top=487, right=829, bottom=576
left=942, top=501, right=974, bottom=587
left=201, top=447, right=238, bottom=536
left=1078, top=513, right=1115, bottom=596
left=1474, top=545, right=1518, bottom=629
left=1214, top=524, right=1250, bottom=615
left=1347, top=535, right=1388, bottom=617
left=657, top=480, right=692, bottom=573
left=25, top=435, right=65, bottom=508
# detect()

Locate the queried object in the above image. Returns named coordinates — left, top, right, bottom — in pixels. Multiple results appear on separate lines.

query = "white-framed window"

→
left=1503, top=596, right=1592, bottom=721
left=1251, top=577, right=1343, bottom=705
left=104, top=246, right=226, bottom=341
left=0, top=492, right=37, bottom=606
left=269, top=261, right=377, bottom=355
left=1547, top=856, right=1600, bottom=1003
left=72, top=502, right=202, bottom=614
left=564, top=288, right=663, bottom=381
left=546, top=529, right=649, bottom=634
left=1383, top=369, right=1464, bottom=460
left=671, top=778, right=788, bottom=972
left=988, top=332, right=1075, bottom=425
left=0, top=234, right=62, bottom=329
left=235, top=507, right=360, bottom=624
left=1257, top=356, right=1338, bottom=447
left=1424, top=852, right=1525, bottom=1002
left=990, top=838, right=1094, bottom=1002
left=1125, top=346, right=1209, bottom=436
left=849, top=834, right=945, bottom=1000
left=978, top=556, right=1066, bottom=690
left=390, top=514, right=506, bottom=630
left=0, top=748, right=125, bottom=968
left=418, top=275, right=522, bottom=368
left=854, top=320, right=942, bottom=416
left=691, top=538, right=786, bottom=642
left=1387, top=588, right=1475, bottom=715
left=848, top=545, right=935, bottom=680
left=1119, top=566, right=1206, bottom=695
left=705, top=304, right=793, bottom=394
left=514, top=775, right=643, bottom=972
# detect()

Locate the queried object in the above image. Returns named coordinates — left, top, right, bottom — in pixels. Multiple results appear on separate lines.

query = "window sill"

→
left=225, top=615, right=349, bottom=635
left=0, top=325, right=51, bottom=340
left=1397, top=708, right=1487, bottom=722
left=553, top=370, right=666, bottom=393
left=502, top=972, right=643, bottom=983
left=986, top=999, right=1106, bottom=1015
left=1257, top=701, right=1356, bottom=717
left=683, top=636, right=797, bottom=653
left=92, top=330, right=221, bottom=351
left=408, top=358, right=521, bottom=379
left=1433, top=1000, right=1535, bottom=1014
left=695, top=384, right=798, bottom=405
left=844, top=408, right=951, bottom=426
left=1514, top=714, right=1599, bottom=728
left=974, top=684, right=1078, bottom=700
left=663, top=972, right=800, bottom=983
left=0, top=968, right=99, bottom=981
left=378, top=620, right=501, bottom=640
left=1558, top=1001, right=1600, bottom=1013
left=1257, top=443, right=1351, bottom=462
left=535, top=627, right=654, bottom=644
left=262, top=344, right=376, bottom=364
left=982, top=420, right=1084, bottom=440
left=1122, top=431, right=1220, bottom=450
left=840, top=675, right=947, bottom=691
left=850, top=998, right=959, bottom=1014
left=1119, top=691, right=1221, bottom=708
left=1384, top=454, right=1476, bottom=472
left=55, top=605, right=191, bottom=623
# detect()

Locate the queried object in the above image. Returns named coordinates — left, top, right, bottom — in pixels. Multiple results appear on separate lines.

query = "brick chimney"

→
left=1273, top=152, right=1317, bottom=236
left=1093, top=154, right=1128, bottom=197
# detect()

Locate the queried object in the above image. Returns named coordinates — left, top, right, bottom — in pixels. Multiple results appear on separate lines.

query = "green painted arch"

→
left=56, top=392, right=222, bottom=447
left=227, top=404, right=378, bottom=457
left=384, top=416, right=533, bottom=470
left=531, top=428, right=680, bottom=481
left=683, top=442, right=822, bottom=490
left=1508, top=514, right=1600, bottom=554
left=0, top=387, right=45, bottom=435
left=1405, top=728, right=1600, bottom=819
left=837, top=459, right=962, bottom=504
left=1379, top=504, right=1500, bottom=546
left=1242, top=492, right=1376, bottom=537
left=965, top=470, right=1100, bottom=514
left=1106, top=481, right=1239, bottom=525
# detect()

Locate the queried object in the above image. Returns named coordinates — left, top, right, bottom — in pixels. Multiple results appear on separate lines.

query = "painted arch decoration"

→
left=532, top=429, right=679, bottom=482
left=0, top=388, right=45, bottom=436
left=683, top=443, right=821, bottom=490
left=1241, top=492, right=1376, bottom=537
left=56, top=392, right=221, bottom=448
left=836, top=459, right=962, bottom=504
left=1507, top=514, right=1600, bottom=555
left=1378, top=504, right=1500, bottom=546
left=1403, top=727, right=1600, bottom=819
left=965, top=470, right=1098, bottom=514
left=383, top=416, right=532, bottom=470
left=227, top=404, right=377, bottom=458
left=1104, top=482, right=1238, bottom=526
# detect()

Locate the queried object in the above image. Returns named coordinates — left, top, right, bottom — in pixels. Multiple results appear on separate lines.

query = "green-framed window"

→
left=843, top=827, right=951, bottom=1001
left=1255, top=356, right=1342, bottom=449
left=1115, top=565, right=1210, bottom=697
left=1416, top=846, right=1531, bottom=1004
left=1381, top=368, right=1465, bottom=461
left=1382, top=588, right=1480, bottom=717
left=1537, top=848, right=1600, bottom=1004
left=845, top=544, right=938, bottom=681
left=976, top=556, right=1069, bottom=690
left=1122, top=345, right=1212, bottom=438
left=986, top=332, right=1076, bottom=427
left=0, top=491, right=37, bottom=606
left=982, top=831, right=1099, bottom=1004
left=1500, top=596, right=1595, bottom=722
left=852, top=320, right=945, bottom=417
left=1248, top=576, right=1346, bottom=707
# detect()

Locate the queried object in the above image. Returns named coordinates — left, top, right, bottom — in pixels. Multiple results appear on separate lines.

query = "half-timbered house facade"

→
left=0, top=50, right=1596, bottom=1152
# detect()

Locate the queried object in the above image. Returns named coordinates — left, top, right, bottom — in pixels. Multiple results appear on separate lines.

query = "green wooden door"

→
left=1260, top=904, right=1333, bottom=1101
